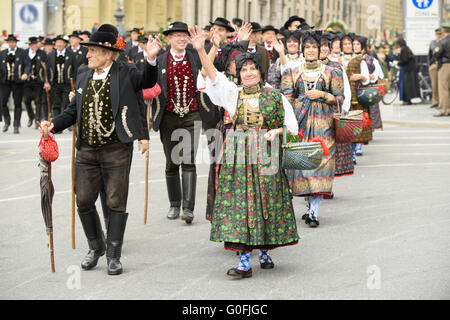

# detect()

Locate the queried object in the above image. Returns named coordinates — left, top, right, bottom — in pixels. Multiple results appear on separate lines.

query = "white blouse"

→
left=341, top=66, right=352, bottom=112
left=197, top=71, right=299, bottom=135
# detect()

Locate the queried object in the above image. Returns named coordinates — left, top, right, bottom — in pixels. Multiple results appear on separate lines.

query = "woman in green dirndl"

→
left=189, top=27, right=299, bottom=279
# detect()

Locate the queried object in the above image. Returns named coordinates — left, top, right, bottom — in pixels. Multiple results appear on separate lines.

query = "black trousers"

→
left=23, top=81, right=43, bottom=122
left=159, top=110, right=201, bottom=174
left=75, top=141, right=133, bottom=214
left=51, top=83, right=70, bottom=118
left=0, top=82, right=24, bottom=126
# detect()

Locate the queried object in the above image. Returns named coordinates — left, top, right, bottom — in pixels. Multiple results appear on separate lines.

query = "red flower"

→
left=233, top=230, right=239, bottom=236
left=115, top=37, right=125, bottom=50
left=223, top=217, right=229, bottom=223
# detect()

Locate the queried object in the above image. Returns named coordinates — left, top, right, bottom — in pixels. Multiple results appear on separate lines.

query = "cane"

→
left=144, top=100, right=151, bottom=225
left=70, top=78, right=76, bottom=249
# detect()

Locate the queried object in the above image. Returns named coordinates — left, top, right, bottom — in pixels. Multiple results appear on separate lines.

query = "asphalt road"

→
left=1, top=104, right=449, bottom=300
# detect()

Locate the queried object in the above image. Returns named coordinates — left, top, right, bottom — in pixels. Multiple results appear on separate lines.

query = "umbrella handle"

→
left=36, top=120, right=52, bottom=141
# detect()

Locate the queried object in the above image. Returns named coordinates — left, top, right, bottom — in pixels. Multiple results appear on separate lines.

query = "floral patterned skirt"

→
left=210, top=128, right=299, bottom=249
left=286, top=101, right=336, bottom=197
left=335, top=142, right=354, bottom=177
left=369, top=103, right=383, bottom=130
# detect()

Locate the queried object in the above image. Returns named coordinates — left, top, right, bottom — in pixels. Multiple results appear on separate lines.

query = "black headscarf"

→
left=234, top=52, right=265, bottom=84
left=321, top=32, right=334, bottom=48
left=301, top=30, right=322, bottom=53
left=221, top=42, right=246, bottom=68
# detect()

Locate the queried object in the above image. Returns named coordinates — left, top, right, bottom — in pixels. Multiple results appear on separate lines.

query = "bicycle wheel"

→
left=382, top=82, right=398, bottom=105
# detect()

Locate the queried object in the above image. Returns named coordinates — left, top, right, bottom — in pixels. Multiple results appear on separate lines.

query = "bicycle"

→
left=417, top=62, right=432, bottom=103
left=381, top=66, right=399, bottom=105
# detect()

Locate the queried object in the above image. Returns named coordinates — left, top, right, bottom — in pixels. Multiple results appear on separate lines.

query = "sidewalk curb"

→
left=383, top=120, right=450, bottom=129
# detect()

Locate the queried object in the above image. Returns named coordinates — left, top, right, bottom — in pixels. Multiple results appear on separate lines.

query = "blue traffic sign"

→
left=19, top=4, right=38, bottom=24
left=412, top=0, right=433, bottom=10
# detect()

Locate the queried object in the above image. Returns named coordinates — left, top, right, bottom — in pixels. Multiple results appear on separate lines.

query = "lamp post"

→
left=114, top=0, right=125, bottom=37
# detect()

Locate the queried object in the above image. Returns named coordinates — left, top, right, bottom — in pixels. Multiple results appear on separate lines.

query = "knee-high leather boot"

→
left=106, top=211, right=128, bottom=275
left=78, top=209, right=106, bottom=270
left=166, top=172, right=181, bottom=220
left=181, top=170, right=197, bottom=224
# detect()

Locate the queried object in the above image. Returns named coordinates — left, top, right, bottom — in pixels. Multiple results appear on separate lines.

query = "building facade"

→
left=1, top=0, right=408, bottom=40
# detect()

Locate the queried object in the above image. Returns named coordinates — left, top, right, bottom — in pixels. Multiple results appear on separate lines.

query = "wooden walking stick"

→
left=70, top=78, right=76, bottom=249
left=144, top=100, right=151, bottom=224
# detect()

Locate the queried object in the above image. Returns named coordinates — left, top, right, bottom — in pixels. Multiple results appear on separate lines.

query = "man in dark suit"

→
left=23, top=36, right=49, bottom=128
left=46, top=35, right=77, bottom=119
left=124, top=27, right=142, bottom=61
left=247, top=22, right=270, bottom=81
left=0, top=34, right=31, bottom=133
left=152, top=21, right=219, bottom=225
left=39, top=27, right=160, bottom=275
left=69, top=31, right=89, bottom=70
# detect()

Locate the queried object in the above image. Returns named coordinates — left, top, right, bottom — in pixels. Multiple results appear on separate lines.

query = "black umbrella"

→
left=39, top=154, right=55, bottom=272
left=37, top=124, right=59, bottom=273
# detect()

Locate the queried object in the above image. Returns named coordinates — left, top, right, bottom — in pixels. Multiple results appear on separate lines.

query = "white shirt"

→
left=8, top=47, right=17, bottom=55
left=340, top=66, right=351, bottom=112
left=93, top=63, right=113, bottom=80
left=71, top=46, right=80, bottom=53
left=28, top=48, right=36, bottom=60
left=137, top=46, right=148, bottom=58
left=170, top=49, right=186, bottom=62
left=360, top=60, right=370, bottom=86
left=57, top=48, right=66, bottom=56
left=264, top=42, right=273, bottom=51
left=197, top=71, right=298, bottom=135
left=247, top=46, right=257, bottom=53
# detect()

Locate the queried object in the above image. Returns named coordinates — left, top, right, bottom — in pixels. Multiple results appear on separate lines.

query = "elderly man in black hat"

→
left=69, top=31, right=89, bottom=70
left=46, top=35, right=77, bottom=120
left=39, top=26, right=161, bottom=275
left=151, top=21, right=219, bottom=225
left=23, top=36, right=49, bottom=128
left=0, top=34, right=30, bottom=133
left=284, top=16, right=306, bottom=31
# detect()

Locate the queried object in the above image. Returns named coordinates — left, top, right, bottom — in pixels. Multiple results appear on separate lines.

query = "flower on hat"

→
left=115, top=36, right=125, bottom=50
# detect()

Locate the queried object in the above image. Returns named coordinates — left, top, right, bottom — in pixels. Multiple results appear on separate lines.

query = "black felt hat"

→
left=69, top=31, right=83, bottom=40
left=80, top=30, right=122, bottom=52
left=28, top=36, right=39, bottom=45
left=262, top=25, right=279, bottom=34
left=250, top=22, right=263, bottom=32
left=43, top=38, right=54, bottom=46
left=54, top=35, right=69, bottom=43
left=138, top=35, right=148, bottom=43
left=210, top=17, right=235, bottom=33
left=163, top=21, right=190, bottom=36
left=5, top=34, right=19, bottom=42
left=283, top=16, right=306, bottom=30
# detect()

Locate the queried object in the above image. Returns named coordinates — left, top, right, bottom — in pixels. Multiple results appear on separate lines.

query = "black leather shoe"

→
left=27, top=119, right=33, bottom=127
left=227, top=268, right=252, bottom=278
left=430, top=104, right=439, bottom=108
left=13, top=127, right=19, bottom=134
left=260, top=257, right=274, bottom=269
left=433, top=114, right=445, bottom=117
left=2, top=124, right=9, bottom=132
left=167, top=207, right=180, bottom=219
left=181, top=208, right=194, bottom=224
left=107, top=258, right=123, bottom=275
left=305, top=216, right=320, bottom=227
left=301, top=213, right=309, bottom=220
left=106, top=211, right=128, bottom=276
left=81, top=249, right=105, bottom=270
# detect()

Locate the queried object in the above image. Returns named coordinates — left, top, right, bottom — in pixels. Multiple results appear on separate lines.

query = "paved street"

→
left=1, top=102, right=449, bottom=300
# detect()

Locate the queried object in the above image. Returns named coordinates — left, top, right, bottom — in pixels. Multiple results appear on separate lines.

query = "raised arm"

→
left=189, top=26, right=217, bottom=83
